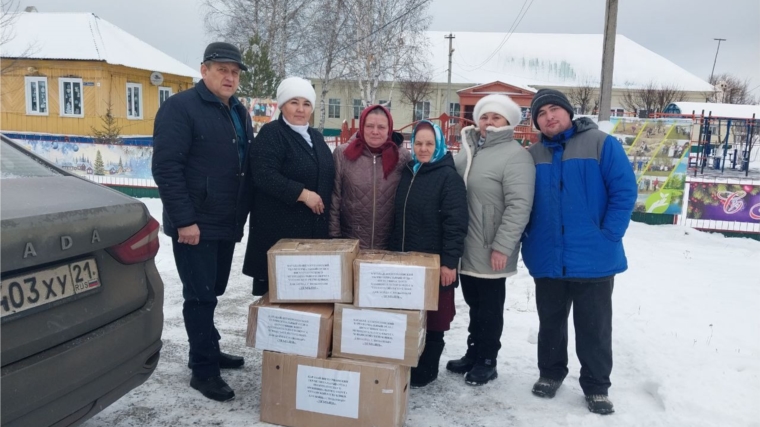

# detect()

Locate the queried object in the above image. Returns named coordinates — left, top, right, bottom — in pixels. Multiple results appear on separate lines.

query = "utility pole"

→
left=444, top=33, right=455, bottom=118
left=709, top=38, right=726, bottom=84
left=598, top=0, right=618, bottom=122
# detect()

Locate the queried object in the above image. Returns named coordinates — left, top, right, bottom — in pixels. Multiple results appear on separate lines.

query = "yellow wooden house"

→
left=1, top=11, right=200, bottom=138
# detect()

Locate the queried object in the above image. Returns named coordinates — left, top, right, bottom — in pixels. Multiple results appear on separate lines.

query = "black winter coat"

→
left=152, top=80, right=254, bottom=241
left=242, top=115, right=335, bottom=279
left=389, top=152, right=468, bottom=270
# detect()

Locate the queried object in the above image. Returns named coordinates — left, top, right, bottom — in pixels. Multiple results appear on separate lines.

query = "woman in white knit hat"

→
left=243, top=77, right=335, bottom=296
left=447, top=94, right=536, bottom=385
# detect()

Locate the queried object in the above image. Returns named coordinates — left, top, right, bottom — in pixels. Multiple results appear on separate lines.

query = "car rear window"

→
left=1, top=141, right=61, bottom=179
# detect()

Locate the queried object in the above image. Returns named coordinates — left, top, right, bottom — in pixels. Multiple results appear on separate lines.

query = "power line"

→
left=455, top=0, right=535, bottom=72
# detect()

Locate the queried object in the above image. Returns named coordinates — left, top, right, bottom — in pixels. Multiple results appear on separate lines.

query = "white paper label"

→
left=340, top=308, right=408, bottom=360
left=275, top=254, right=342, bottom=300
left=358, top=263, right=426, bottom=309
left=255, top=307, right=322, bottom=357
left=296, top=365, right=360, bottom=419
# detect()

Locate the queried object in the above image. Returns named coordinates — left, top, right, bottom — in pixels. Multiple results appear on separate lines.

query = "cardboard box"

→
left=332, top=304, right=426, bottom=367
left=268, top=239, right=359, bottom=303
left=353, top=251, right=440, bottom=311
left=260, top=351, right=410, bottom=427
left=246, top=293, right=334, bottom=358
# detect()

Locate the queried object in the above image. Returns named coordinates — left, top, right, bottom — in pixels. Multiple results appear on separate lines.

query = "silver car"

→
left=0, top=135, right=164, bottom=426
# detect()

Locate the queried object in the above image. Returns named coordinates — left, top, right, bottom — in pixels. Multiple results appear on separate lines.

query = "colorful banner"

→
left=686, top=183, right=760, bottom=222
left=608, top=118, right=694, bottom=215
left=14, top=138, right=156, bottom=187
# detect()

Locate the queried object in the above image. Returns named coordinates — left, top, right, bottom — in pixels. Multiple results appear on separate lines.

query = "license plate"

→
left=1, top=258, right=100, bottom=318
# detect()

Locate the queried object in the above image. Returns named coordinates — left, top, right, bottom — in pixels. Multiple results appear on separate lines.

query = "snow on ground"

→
left=85, top=198, right=760, bottom=427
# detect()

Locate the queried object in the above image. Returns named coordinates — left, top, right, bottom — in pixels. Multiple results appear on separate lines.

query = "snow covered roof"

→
left=1, top=12, right=201, bottom=79
left=424, top=31, right=713, bottom=92
left=666, top=102, right=760, bottom=119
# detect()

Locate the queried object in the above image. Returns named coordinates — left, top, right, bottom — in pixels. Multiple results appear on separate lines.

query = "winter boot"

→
left=532, top=376, right=565, bottom=398
left=410, top=341, right=445, bottom=388
left=446, top=336, right=477, bottom=374
left=464, top=358, right=498, bottom=386
left=585, top=394, right=615, bottom=415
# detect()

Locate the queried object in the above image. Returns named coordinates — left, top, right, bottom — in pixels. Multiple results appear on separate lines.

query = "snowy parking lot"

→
left=85, top=198, right=760, bottom=427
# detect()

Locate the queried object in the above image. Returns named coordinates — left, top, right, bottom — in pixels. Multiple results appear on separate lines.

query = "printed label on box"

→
left=341, top=308, right=408, bottom=360
left=275, top=254, right=342, bottom=300
left=255, top=307, right=322, bottom=358
left=296, top=365, right=360, bottom=419
left=358, top=263, right=426, bottom=309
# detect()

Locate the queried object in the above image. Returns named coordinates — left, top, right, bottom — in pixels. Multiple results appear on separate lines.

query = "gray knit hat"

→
left=530, top=89, right=574, bottom=130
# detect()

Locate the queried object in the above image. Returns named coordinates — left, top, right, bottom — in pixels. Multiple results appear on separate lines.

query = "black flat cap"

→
left=202, top=42, right=248, bottom=71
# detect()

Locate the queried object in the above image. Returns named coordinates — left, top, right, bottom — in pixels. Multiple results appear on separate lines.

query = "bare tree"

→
left=399, top=73, right=434, bottom=119
left=203, top=0, right=312, bottom=77
left=566, top=78, right=598, bottom=114
left=708, top=73, right=759, bottom=105
left=1, top=1, right=40, bottom=75
left=653, top=83, right=687, bottom=113
left=297, top=0, right=352, bottom=131
left=621, top=81, right=658, bottom=116
left=344, top=0, right=432, bottom=106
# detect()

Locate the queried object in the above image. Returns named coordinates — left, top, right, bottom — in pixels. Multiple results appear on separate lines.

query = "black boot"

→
left=190, top=376, right=235, bottom=402
left=585, top=394, right=615, bottom=415
left=532, top=376, right=565, bottom=398
left=187, top=352, right=244, bottom=370
left=411, top=339, right=445, bottom=388
left=464, top=358, right=498, bottom=386
left=446, top=336, right=477, bottom=374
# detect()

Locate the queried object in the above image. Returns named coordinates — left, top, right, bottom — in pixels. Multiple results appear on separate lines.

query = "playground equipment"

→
left=692, top=112, right=757, bottom=177
left=656, top=103, right=759, bottom=178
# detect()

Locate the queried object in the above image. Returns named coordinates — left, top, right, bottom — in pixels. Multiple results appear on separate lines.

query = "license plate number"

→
left=1, top=258, right=100, bottom=318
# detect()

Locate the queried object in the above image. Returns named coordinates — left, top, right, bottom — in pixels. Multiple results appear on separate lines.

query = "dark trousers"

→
left=172, top=238, right=236, bottom=380
left=460, top=274, right=507, bottom=361
left=535, top=277, right=614, bottom=396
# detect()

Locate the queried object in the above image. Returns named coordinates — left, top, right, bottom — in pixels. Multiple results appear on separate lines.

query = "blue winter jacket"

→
left=521, top=118, right=637, bottom=279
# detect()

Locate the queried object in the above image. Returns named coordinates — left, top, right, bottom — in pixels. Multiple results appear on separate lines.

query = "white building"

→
left=313, top=31, right=714, bottom=132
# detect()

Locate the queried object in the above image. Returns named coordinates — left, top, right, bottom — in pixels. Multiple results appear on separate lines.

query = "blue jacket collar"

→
left=541, top=124, right=576, bottom=149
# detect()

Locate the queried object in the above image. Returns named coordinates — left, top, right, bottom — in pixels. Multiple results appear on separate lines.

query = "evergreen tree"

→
left=91, top=103, right=123, bottom=144
left=118, top=156, right=123, bottom=172
left=94, top=150, right=105, bottom=175
left=237, top=35, right=279, bottom=98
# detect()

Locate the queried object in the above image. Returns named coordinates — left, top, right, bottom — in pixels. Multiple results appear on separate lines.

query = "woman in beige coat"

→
left=447, top=94, right=536, bottom=386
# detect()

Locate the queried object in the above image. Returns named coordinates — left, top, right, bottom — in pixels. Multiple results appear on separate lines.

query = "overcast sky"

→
left=14, top=0, right=760, bottom=94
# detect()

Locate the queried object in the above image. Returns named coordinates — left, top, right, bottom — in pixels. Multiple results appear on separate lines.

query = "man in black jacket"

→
left=152, top=42, right=254, bottom=402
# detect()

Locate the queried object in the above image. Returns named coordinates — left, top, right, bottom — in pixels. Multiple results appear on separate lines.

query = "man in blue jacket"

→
left=521, top=89, right=637, bottom=415
left=152, top=42, right=253, bottom=402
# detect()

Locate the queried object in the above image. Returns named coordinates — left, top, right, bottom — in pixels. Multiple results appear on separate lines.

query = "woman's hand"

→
left=441, top=266, right=457, bottom=286
left=491, top=250, right=508, bottom=271
left=299, top=189, right=325, bottom=215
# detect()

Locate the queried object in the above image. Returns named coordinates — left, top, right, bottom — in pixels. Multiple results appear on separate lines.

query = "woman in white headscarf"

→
left=447, top=94, right=536, bottom=386
left=242, top=77, right=335, bottom=296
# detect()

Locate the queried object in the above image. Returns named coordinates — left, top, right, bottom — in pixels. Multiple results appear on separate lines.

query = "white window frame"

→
left=448, top=102, right=460, bottom=124
left=25, top=76, right=49, bottom=116
left=59, top=77, right=84, bottom=118
left=414, top=101, right=431, bottom=121
left=158, top=86, right=173, bottom=108
left=352, top=99, right=362, bottom=119
left=328, top=98, right=341, bottom=119
left=126, top=83, right=143, bottom=120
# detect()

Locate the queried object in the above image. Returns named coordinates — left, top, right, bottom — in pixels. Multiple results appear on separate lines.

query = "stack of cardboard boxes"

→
left=246, top=239, right=440, bottom=427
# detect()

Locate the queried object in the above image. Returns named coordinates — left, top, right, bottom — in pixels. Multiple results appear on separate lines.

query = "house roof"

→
left=667, top=102, right=760, bottom=119
left=424, top=31, right=713, bottom=92
left=2, top=12, right=201, bottom=79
